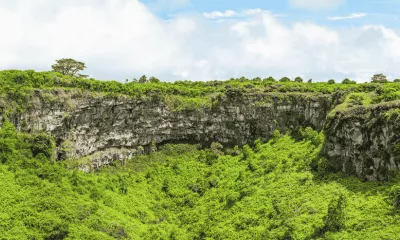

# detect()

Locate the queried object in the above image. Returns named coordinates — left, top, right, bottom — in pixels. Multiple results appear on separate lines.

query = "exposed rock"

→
left=324, top=101, right=400, bottom=181
left=2, top=89, right=337, bottom=170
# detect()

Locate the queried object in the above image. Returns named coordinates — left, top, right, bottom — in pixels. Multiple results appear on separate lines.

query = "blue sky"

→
left=142, top=0, right=400, bottom=29
left=1, top=0, right=400, bottom=82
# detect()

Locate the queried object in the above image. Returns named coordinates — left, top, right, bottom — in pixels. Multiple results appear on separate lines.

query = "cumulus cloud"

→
left=328, top=13, right=367, bottom=20
left=203, top=10, right=237, bottom=19
left=0, top=0, right=400, bottom=82
left=144, top=0, right=190, bottom=12
left=203, top=8, right=265, bottom=19
left=289, top=0, right=344, bottom=10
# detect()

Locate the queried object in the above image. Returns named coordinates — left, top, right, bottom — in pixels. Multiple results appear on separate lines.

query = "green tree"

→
left=327, top=79, right=335, bottom=84
left=394, top=79, right=400, bottom=82
left=389, top=185, right=400, bottom=209
left=139, top=75, right=148, bottom=83
left=51, top=58, right=87, bottom=77
left=149, top=76, right=160, bottom=83
left=263, top=77, right=276, bottom=82
left=307, top=79, right=312, bottom=83
left=294, top=77, right=303, bottom=83
left=279, top=77, right=291, bottom=82
left=239, top=76, right=247, bottom=82
left=371, top=73, right=388, bottom=83
left=30, top=133, right=55, bottom=160
left=342, top=78, right=356, bottom=84
left=314, top=193, right=347, bottom=237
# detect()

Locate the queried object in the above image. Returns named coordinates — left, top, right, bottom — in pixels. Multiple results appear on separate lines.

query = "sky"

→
left=1, top=0, right=400, bottom=82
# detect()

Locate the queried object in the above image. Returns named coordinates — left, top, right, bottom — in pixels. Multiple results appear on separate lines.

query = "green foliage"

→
left=0, top=122, right=400, bottom=239
left=299, top=127, right=323, bottom=146
left=342, top=78, right=356, bottom=84
left=5, top=69, right=400, bottom=116
left=149, top=76, right=160, bottom=83
left=4, top=70, right=400, bottom=238
left=30, top=133, right=55, bottom=160
left=294, top=76, right=303, bottom=83
left=314, top=193, right=347, bottom=237
left=272, top=129, right=281, bottom=141
left=263, top=76, right=276, bottom=82
left=51, top=58, right=87, bottom=78
left=139, top=75, right=147, bottom=83
left=371, top=73, right=388, bottom=83
left=389, top=185, right=400, bottom=209
left=279, top=77, right=291, bottom=82
left=394, top=142, right=400, bottom=155
left=328, top=79, right=335, bottom=84
left=329, top=92, right=374, bottom=117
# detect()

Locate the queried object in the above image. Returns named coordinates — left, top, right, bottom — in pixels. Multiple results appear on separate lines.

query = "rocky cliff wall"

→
left=324, top=101, right=400, bottom=181
left=0, top=89, right=337, bottom=169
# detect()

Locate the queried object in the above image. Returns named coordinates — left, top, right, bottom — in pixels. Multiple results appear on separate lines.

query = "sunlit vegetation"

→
left=3, top=68, right=400, bottom=238
left=2, top=70, right=400, bottom=113
left=0, top=120, right=400, bottom=239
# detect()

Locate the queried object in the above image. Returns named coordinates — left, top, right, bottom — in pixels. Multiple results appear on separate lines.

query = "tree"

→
left=149, top=76, right=160, bottom=83
left=239, top=76, right=247, bottom=82
left=328, top=79, right=335, bottom=84
left=313, top=193, right=347, bottom=237
left=322, top=193, right=347, bottom=232
left=294, top=77, right=303, bottom=83
left=263, top=77, right=276, bottom=82
left=139, top=75, right=148, bottom=83
left=371, top=73, right=388, bottom=83
left=342, top=78, right=356, bottom=84
left=308, top=79, right=312, bottom=83
left=252, top=77, right=262, bottom=82
left=394, top=79, right=400, bottom=83
left=279, top=77, right=291, bottom=82
left=389, top=185, right=400, bottom=209
left=51, top=58, right=87, bottom=77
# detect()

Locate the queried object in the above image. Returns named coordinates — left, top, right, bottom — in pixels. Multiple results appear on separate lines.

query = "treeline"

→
left=3, top=65, right=400, bottom=116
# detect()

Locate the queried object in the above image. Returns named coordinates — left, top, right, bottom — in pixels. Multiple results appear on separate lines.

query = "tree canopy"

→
left=371, top=73, right=388, bottom=83
left=51, top=58, right=87, bottom=78
left=342, top=78, right=356, bottom=84
left=294, top=77, right=303, bottom=83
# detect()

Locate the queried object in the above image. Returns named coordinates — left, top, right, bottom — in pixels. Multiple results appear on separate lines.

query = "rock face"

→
left=6, top=88, right=400, bottom=180
left=4, top=88, right=400, bottom=180
left=324, top=101, right=400, bottom=181
left=2, top=89, right=337, bottom=169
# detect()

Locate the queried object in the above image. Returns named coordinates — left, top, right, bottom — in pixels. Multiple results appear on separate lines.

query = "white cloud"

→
left=328, top=13, right=367, bottom=20
left=203, top=8, right=268, bottom=19
left=145, top=0, right=190, bottom=11
left=242, top=8, right=263, bottom=16
left=290, top=0, right=344, bottom=10
left=203, top=10, right=237, bottom=19
left=1, top=0, right=400, bottom=82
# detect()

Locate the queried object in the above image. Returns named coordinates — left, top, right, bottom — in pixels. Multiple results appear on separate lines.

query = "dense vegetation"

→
left=3, top=69, right=400, bottom=239
left=2, top=70, right=400, bottom=115
left=1, top=119, right=400, bottom=239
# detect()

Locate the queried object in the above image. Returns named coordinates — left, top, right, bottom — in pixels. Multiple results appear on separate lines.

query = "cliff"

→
left=3, top=70, right=400, bottom=180
left=324, top=101, right=400, bottom=181
left=1, top=89, right=337, bottom=170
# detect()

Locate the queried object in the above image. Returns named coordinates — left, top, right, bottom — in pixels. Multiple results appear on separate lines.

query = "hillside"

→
left=2, top=70, right=400, bottom=239
left=2, top=70, right=400, bottom=180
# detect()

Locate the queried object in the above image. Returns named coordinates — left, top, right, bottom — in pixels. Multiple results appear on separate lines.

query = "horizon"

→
left=1, top=0, right=400, bottom=82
